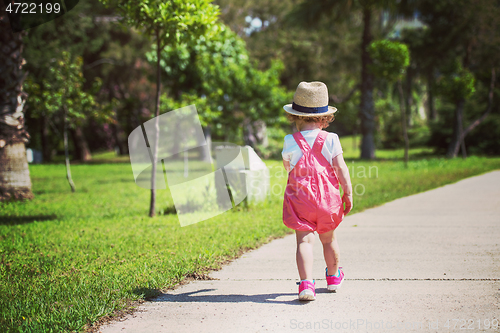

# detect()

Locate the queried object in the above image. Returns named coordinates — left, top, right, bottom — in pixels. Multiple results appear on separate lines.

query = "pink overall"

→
left=283, top=130, right=344, bottom=234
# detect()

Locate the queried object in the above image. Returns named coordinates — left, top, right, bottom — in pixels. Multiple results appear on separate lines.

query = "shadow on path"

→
left=149, top=288, right=336, bottom=305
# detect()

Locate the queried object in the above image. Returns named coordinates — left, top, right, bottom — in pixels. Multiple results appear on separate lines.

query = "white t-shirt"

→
left=281, top=129, right=343, bottom=171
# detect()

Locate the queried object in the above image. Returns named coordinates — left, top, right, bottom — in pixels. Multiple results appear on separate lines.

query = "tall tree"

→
left=414, top=0, right=500, bottom=157
left=149, top=22, right=290, bottom=151
left=29, top=52, right=107, bottom=191
left=0, top=3, right=34, bottom=202
left=287, top=0, right=398, bottom=159
left=368, top=39, right=410, bottom=165
left=22, top=0, right=101, bottom=162
left=99, top=0, right=219, bottom=217
left=83, top=19, right=156, bottom=157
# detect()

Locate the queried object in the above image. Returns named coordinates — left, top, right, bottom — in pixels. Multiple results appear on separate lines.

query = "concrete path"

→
left=99, top=171, right=500, bottom=333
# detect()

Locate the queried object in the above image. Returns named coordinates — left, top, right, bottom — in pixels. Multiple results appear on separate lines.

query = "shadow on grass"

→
left=94, top=178, right=135, bottom=184
left=82, top=159, right=131, bottom=165
left=34, top=158, right=130, bottom=165
left=0, top=214, right=59, bottom=226
left=132, top=287, right=163, bottom=300
left=144, top=288, right=334, bottom=305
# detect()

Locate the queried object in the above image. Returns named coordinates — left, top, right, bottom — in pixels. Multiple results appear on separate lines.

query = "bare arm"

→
left=332, top=153, right=353, bottom=214
left=283, top=159, right=291, bottom=173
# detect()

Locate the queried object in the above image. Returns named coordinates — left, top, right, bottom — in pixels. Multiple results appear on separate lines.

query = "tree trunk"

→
left=199, top=125, right=212, bottom=162
left=40, top=114, right=51, bottom=162
left=0, top=142, right=34, bottom=201
left=243, top=117, right=257, bottom=148
left=447, top=68, right=496, bottom=159
left=0, top=4, right=34, bottom=202
left=70, top=126, right=92, bottom=162
left=459, top=68, right=496, bottom=143
left=359, top=7, right=376, bottom=160
left=149, top=28, right=162, bottom=217
left=398, top=80, right=410, bottom=168
left=169, top=118, right=181, bottom=160
left=63, top=107, right=76, bottom=192
left=446, top=98, right=465, bottom=158
left=427, top=68, right=436, bottom=121
left=449, top=68, right=496, bottom=158
left=353, top=127, right=357, bottom=152
left=405, top=65, right=413, bottom=127
left=460, top=133, right=467, bottom=159
left=111, top=113, right=129, bottom=155
left=253, top=119, right=268, bottom=148
left=242, top=118, right=268, bottom=157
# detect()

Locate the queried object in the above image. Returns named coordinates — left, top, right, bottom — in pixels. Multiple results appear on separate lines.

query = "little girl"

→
left=281, top=81, right=353, bottom=301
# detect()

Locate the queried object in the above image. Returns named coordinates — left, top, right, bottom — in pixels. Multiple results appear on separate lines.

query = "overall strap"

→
left=313, top=131, right=338, bottom=178
left=292, top=131, right=311, bottom=154
left=311, top=130, right=328, bottom=154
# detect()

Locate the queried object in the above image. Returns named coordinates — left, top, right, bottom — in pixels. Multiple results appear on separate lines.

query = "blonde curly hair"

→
left=285, top=113, right=335, bottom=129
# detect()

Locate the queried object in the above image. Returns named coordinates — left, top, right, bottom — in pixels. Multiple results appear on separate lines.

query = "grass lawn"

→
left=1, top=142, right=500, bottom=332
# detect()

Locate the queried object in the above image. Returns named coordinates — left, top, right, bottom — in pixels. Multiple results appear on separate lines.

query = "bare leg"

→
left=319, top=229, right=340, bottom=275
left=295, top=230, right=315, bottom=281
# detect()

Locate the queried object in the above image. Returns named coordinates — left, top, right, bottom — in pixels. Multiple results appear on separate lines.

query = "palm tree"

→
left=0, top=4, right=34, bottom=202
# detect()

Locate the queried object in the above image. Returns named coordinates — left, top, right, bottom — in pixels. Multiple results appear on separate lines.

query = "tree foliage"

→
left=436, top=66, right=476, bottom=103
left=100, top=0, right=219, bottom=49
left=368, top=39, right=410, bottom=83
left=147, top=22, right=291, bottom=141
left=14, top=0, right=500, bottom=162
left=25, top=52, right=109, bottom=128
left=408, top=0, right=499, bottom=156
left=97, top=0, right=220, bottom=217
left=214, top=0, right=363, bottom=136
left=368, top=39, right=411, bottom=165
left=22, top=0, right=117, bottom=160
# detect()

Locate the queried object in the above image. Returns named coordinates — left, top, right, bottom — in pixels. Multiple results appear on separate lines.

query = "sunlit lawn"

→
left=1, top=143, right=500, bottom=332
left=339, top=135, right=435, bottom=160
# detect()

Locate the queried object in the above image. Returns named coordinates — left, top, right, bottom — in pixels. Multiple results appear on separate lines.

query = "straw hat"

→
left=283, top=81, right=337, bottom=117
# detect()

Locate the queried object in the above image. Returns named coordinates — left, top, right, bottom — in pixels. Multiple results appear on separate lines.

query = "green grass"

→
left=1, top=146, right=500, bottom=332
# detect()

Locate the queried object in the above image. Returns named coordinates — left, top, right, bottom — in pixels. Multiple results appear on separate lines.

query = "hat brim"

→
left=283, top=104, right=337, bottom=117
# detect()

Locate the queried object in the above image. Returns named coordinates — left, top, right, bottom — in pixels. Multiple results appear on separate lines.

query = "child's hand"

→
left=332, top=154, right=353, bottom=215
left=342, top=193, right=353, bottom=215
left=283, top=159, right=291, bottom=173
